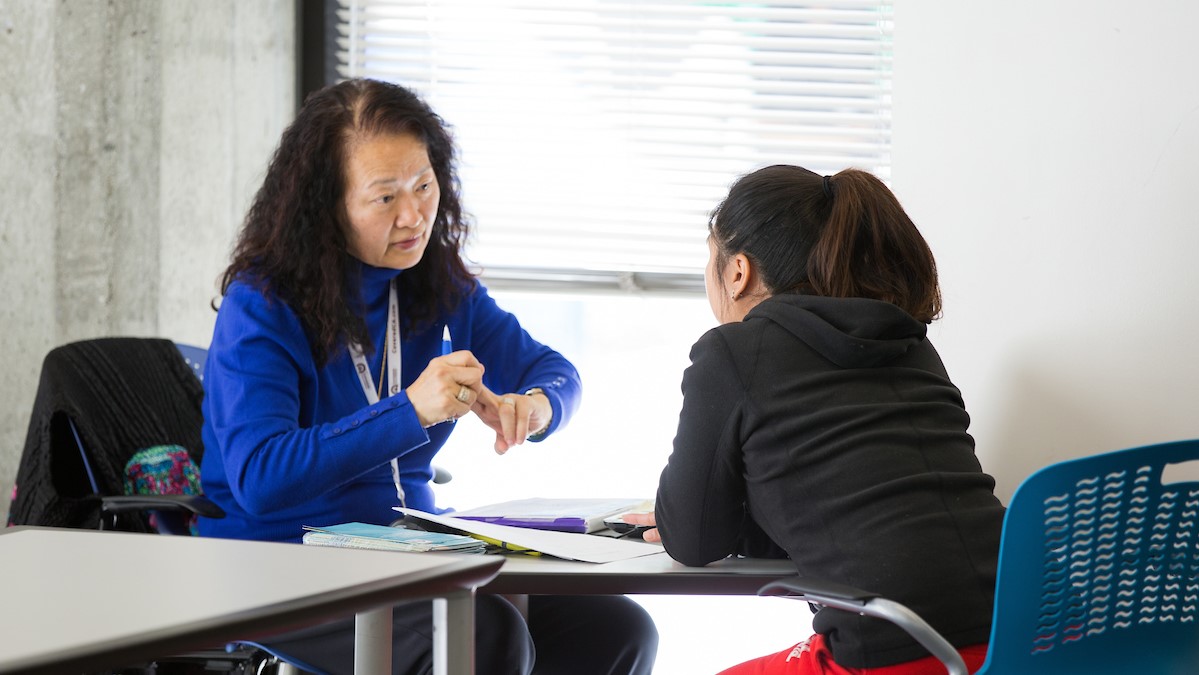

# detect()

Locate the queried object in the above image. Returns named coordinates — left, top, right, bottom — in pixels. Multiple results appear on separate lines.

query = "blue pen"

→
left=441, top=325, right=452, bottom=356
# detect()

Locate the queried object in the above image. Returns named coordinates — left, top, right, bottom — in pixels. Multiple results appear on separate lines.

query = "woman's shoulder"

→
left=688, top=325, right=744, bottom=366
left=455, top=278, right=505, bottom=317
left=218, top=277, right=304, bottom=333
left=699, top=317, right=765, bottom=352
left=691, top=315, right=805, bottom=385
left=223, top=276, right=287, bottom=310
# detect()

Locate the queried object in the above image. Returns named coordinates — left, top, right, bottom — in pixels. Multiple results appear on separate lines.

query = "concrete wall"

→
left=0, top=0, right=294, bottom=523
left=893, top=0, right=1199, bottom=502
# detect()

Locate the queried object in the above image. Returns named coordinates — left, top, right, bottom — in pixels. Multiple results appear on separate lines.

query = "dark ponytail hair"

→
left=709, top=165, right=942, bottom=323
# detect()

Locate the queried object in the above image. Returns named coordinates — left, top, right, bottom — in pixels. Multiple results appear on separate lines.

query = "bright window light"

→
left=334, top=0, right=893, bottom=292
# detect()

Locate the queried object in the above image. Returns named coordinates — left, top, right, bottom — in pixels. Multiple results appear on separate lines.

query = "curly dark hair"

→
left=222, top=78, right=474, bottom=366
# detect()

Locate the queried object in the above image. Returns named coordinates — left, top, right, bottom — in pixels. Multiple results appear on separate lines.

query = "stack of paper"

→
left=396, top=508, right=663, bottom=564
left=302, top=522, right=487, bottom=554
left=450, top=497, right=652, bottom=533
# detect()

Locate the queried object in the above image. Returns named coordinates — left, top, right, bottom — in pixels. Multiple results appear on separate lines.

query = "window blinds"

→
left=334, top=0, right=893, bottom=292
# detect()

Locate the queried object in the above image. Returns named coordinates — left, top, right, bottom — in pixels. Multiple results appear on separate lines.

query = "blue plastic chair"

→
left=761, top=438, right=1199, bottom=675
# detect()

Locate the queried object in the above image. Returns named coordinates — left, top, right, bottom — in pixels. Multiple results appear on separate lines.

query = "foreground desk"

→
left=0, top=527, right=502, bottom=675
left=484, top=551, right=796, bottom=596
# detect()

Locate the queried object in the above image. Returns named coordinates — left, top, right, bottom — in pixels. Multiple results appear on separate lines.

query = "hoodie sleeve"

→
left=655, top=328, right=751, bottom=567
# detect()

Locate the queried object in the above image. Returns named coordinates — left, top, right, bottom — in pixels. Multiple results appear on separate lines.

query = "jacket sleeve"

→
left=655, top=328, right=750, bottom=567
left=461, top=284, right=581, bottom=439
left=204, top=284, right=431, bottom=516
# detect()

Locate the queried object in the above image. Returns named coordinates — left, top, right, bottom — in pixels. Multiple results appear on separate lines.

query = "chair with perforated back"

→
left=760, top=438, right=1199, bottom=675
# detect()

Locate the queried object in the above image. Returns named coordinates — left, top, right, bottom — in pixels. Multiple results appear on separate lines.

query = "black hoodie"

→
left=656, top=293, right=1004, bottom=668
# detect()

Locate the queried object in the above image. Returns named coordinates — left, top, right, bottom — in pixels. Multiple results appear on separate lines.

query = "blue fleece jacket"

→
left=197, top=263, right=580, bottom=543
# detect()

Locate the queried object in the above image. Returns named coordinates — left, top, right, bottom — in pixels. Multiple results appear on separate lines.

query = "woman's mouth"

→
left=391, top=233, right=422, bottom=250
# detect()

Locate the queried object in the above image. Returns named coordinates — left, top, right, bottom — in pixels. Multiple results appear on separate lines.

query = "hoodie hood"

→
left=745, top=293, right=927, bottom=369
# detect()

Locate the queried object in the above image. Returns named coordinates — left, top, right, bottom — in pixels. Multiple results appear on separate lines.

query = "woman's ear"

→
left=725, top=253, right=754, bottom=300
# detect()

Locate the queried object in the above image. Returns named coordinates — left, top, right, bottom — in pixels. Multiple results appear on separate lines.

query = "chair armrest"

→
left=758, top=578, right=969, bottom=675
left=432, top=465, right=452, bottom=484
left=100, top=494, right=225, bottom=519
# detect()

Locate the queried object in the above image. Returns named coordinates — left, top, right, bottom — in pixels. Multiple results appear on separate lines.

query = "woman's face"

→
left=704, top=235, right=730, bottom=324
left=342, top=132, right=441, bottom=270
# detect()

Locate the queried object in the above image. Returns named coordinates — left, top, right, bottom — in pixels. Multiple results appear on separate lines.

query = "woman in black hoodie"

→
left=627, top=166, right=1004, bottom=675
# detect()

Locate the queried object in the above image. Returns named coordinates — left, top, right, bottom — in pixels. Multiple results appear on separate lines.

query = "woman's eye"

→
left=376, top=194, right=394, bottom=205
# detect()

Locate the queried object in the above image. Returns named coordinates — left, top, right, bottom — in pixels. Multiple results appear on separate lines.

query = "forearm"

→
left=655, top=329, right=749, bottom=566
left=656, top=474, right=745, bottom=567
left=213, top=393, right=431, bottom=515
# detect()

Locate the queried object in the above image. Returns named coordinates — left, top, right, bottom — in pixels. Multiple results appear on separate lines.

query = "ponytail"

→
left=807, top=170, right=941, bottom=323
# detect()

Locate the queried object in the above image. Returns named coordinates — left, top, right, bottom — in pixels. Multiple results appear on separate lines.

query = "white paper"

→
left=450, top=497, right=652, bottom=533
left=395, top=507, right=663, bottom=563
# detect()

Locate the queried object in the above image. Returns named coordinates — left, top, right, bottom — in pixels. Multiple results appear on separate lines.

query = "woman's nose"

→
left=393, top=197, right=421, bottom=228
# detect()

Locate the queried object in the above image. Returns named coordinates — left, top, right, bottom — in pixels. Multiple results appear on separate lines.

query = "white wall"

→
left=893, top=1, right=1199, bottom=502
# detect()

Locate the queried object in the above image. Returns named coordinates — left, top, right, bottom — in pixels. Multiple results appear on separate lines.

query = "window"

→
left=432, top=287, right=818, bottom=673
left=324, top=4, right=892, bottom=668
left=332, top=0, right=893, bottom=292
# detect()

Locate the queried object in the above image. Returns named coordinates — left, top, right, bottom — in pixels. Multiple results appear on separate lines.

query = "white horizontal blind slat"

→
left=335, top=0, right=892, bottom=287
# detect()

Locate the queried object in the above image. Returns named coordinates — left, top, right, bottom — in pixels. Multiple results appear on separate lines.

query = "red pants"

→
left=716, top=634, right=988, bottom=675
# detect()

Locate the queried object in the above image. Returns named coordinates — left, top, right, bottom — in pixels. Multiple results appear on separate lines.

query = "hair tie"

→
left=822, top=175, right=834, bottom=199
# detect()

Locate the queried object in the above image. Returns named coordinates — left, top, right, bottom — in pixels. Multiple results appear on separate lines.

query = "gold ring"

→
left=502, top=397, right=516, bottom=406
left=456, top=385, right=471, bottom=403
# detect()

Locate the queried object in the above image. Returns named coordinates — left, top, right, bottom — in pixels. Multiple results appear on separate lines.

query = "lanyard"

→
left=348, top=279, right=405, bottom=505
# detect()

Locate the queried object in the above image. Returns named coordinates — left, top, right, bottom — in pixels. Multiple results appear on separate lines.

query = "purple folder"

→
left=450, top=498, right=650, bottom=534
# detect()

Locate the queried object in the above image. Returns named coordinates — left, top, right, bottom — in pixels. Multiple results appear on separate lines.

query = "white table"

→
left=479, top=550, right=795, bottom=634
left=0, top=527, right=502, bottom=675
left=485, top=550, right=796, bottom=595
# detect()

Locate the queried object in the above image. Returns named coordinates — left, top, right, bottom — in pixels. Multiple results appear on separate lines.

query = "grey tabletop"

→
left=0, top=526, right=502, bottom=675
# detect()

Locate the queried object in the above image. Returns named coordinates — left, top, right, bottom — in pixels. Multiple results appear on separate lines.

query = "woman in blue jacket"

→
left=198, top=78, right=656, bottom=675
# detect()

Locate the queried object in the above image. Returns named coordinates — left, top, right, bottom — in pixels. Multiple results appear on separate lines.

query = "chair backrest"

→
left=71, top=337, right=204, bottom=500
left=175, top=343, right=207, bottom=383
left=981, top=439, right=1199, bottom=674
left=7, top=338, right=206, bottom=533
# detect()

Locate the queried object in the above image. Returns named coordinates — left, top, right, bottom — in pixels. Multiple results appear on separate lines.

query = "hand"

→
left=471, top=385, right=552, bottom=454
left=406, top=351, right=485, bottom=428
left=621, top=511, right=659, bottom=543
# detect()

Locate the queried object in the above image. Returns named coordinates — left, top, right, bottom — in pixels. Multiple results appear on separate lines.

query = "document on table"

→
left=301, top=522, right=487, bottom=554
left=395, top=507, right=663, bottom=563
left=450, top=497, right=652, bottom=533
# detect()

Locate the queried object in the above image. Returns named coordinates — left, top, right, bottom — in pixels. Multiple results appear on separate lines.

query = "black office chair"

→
left=7, top=337, right=220, bottom=533
left=5, top=337, right=288, bottom=674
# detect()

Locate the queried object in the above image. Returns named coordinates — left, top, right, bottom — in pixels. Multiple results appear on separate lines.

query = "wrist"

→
left=524, top=387, right=552, bottom=437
